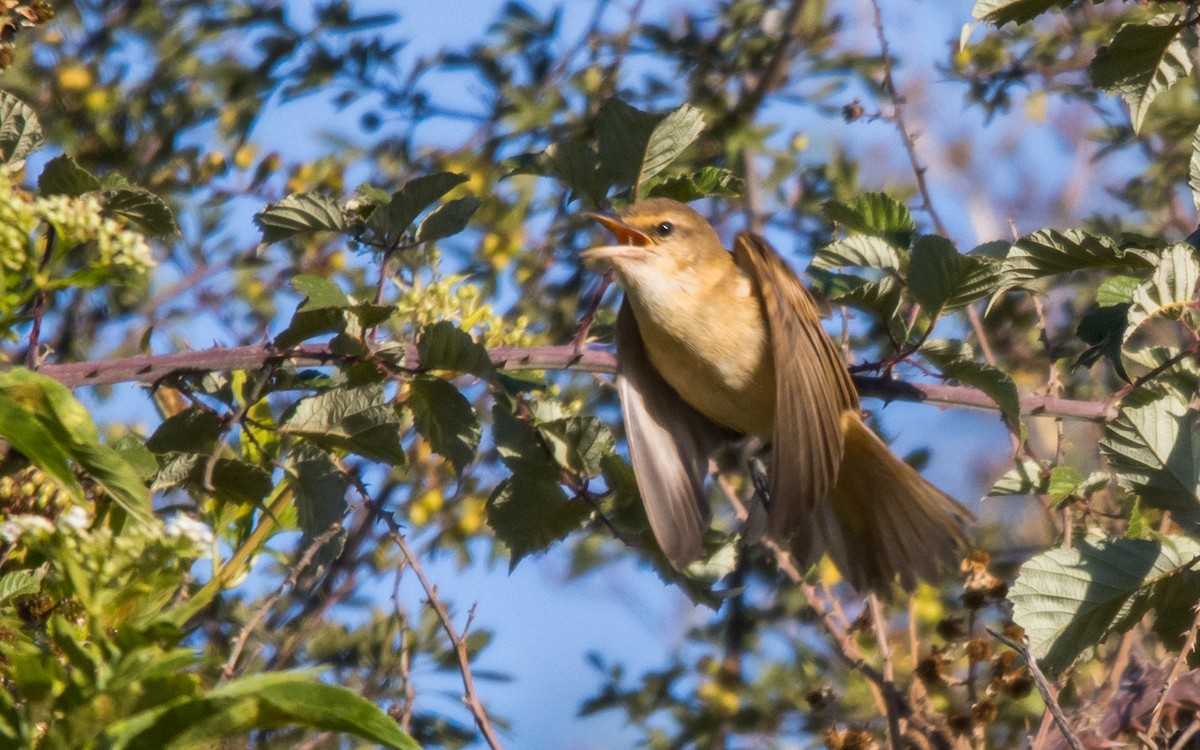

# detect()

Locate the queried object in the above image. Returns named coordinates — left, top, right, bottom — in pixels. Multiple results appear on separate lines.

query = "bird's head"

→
left=581, top=198, right=727, bottom=280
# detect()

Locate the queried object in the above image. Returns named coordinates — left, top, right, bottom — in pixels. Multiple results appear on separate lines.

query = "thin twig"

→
left=366, top=497, right=503, bottom=750
left=1147, top=602, right=1200, bottom=742
left=36, top=341, right=1119, bottom=422
left=987, top=628, right=1085, bottom=750
left=221, top=521, right=345, bottom=680
left=25, top=225, right=57, bottom=370
left=868, top=594, right=904, bottom=750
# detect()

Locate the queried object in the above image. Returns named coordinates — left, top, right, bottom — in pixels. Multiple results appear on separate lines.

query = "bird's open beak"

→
left=580, top=213, right=653, bottom=263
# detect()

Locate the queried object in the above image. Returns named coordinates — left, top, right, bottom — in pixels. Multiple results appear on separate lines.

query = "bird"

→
left=580, top=197, right=973, bottom=594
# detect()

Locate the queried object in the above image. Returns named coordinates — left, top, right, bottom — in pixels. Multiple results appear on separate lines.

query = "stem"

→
left=987, top=628, right=1085, bottom=750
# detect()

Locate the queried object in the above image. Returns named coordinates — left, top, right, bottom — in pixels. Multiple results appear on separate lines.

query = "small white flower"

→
left=0, top=514, right=56, bottom=542
left=61, top=505, right=92, bottom=531
left=164, top=514, right=214, bottom=555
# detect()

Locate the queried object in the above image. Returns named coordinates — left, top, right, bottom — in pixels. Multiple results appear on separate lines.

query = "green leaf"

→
left=823, top=193, right=914, bottom=248
left=414, top=196, right=481, bottom=243
left=146, top=408, right=224, bottom=454
left=971, top=0, right=1072, bottom=26
left=1190, top=124, right=1200, bottom=214
left=596, top=97, right=663, bottom=188
left=1101, top=385, right=1200, bottom=531
left=985, top=459, right=1047, bottom=497
left=642, top=166, right=744, bottom=202
left=416, top=321, right=494, bottom=377
left=936, top=357, right=1022, bottom=434
left=100, top=670, right=420, bottom=750
left=492, top=403, right=556, bottom=476
left=487, top=473, right=589, bottom=567
left=946, top=252, right=1002, bottom=310
left=835, top=276, right=908, bottom=344
left=637, top=103, right=705, bottom=188
left=1074, top=304, right=1132, bottom=383
left=810, top=235, right=908, bottom=274
left=292, top=274, right=349, bottom=308
left=1047, top=465, right=1084, bottom=507
left=1097, top=274, right=1140, bottom=307
left=102, top=188, right=179, bottom=237
left=538, top=415, right=615, bottom=477
left=1090, top=16, right=1191, bottom=134
left=37, top=155, right=101, bottom=197
left=254, top=193, right=347, bottom=244
left=405, top=376, right=481, bottom=474
left=542, top=141, right=608, bottom=206
left=991, top=228, right=1158, bottom=306
left=288, top=442, right=348, bottom=555
left=0, top=566, right=46, bottom=606
left=1126, top=243, right=1200, bottom=342
left=907, top=235, right=969, bottom=319
left=367, top=172, right=467, bottom=244
left=1010, top=534, right=1200, bottom=673
left=281, top=385, right=407, bottom=465
left=274, top=276, right=392, bottom=349
left=0, top=91, right=43, bottom=165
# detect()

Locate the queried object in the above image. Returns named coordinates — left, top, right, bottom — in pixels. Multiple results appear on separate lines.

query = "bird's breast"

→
left=623, top=267, right=776, bottom=439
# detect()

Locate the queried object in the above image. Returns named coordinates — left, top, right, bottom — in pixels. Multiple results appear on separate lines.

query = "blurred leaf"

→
left=642, top=167, right=744, bottom=201
left=102, top=189, right=179, bottom=237
left=1010, top=534, right=1200, bottom=673
left=274, top=276, right=392, bottom=349
left=972, top=0, right=1072, bottom=26
left=281, top=385, right=406, bottom=465
left=1097, top=275, right=1140, bottom=306
left=146, top=408, right=224, bottom=454
left=405, top=376, right=481, bottom=474
left=99, top=670, right=420, bottom=750
left=538, top=415, right=614, bottom=477
left=0, top=567, right=46, bottom=606
left=255, top=193, right=347, bottom=245
left=487, top=473, right=589, bottom=568
left=637, top=103, right=704, bottom=188
left=0, top=91, right=43, bottom=165
left=1126, top=243, right=1200, bottom=342
left=1090, top=16, right=1190, bottom=134
left=415, top=196, right=481, bottom=243
left=416, top=321, right=494, bottom=377
left=37, top=155, right=101, bottom=197
left=367, top=172, right=467, bottom=244
left=288, top=442, right=348, bottom=558
left=1101, top=385, right=1200, bottom=531
left=596, top=97, right=662, bottom=188
left=1047, top=465, right=1084, bottom=507
left=1074, top=304, right=1132, bottom=383
left=1191, top=124, right=1200, bottom=214
left=985, top=459, right=1047, bottom=497
left=545, top=141, right=608, bottom=206
left=907, top=235, right=969, bottom=319
left=823, top=193, right=914, bottom=248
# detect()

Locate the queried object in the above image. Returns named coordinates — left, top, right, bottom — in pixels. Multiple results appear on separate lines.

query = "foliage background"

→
left=2, top=0, right=1200, bottom=748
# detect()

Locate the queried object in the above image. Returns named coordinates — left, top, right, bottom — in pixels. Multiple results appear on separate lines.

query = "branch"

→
left=987, top=628, right=1085, bottom=750
left=35, top=342, right=1117, bottom=422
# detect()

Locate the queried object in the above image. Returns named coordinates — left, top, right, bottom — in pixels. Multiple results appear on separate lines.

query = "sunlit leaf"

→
left=1090, top=16, right=1190, bottom=134
left=642, top=167, right=744, bottom=201
left=1126, top=243, right=1200, bottom=342
left=972, top=0, right=1072, bottom=26
left=415, top=196, right=481, bottom=243
left=985, top=459, right=1047, bottom=497
left=638, top=103, right=704, bottom=188
left=416, top=321, right=494, bottom=377
left=366, top=172, right=467, bottom=244
left=907, top=235, right=969, bottom=319
left=255, top=193, right=346, bottom=244
left=810, top=235, right=908, bottom=274
left=0, top=91, right=43, bottom=166
left=281, top=385, right=407, bottom=465
left=823, top=193, right=914, bottom=248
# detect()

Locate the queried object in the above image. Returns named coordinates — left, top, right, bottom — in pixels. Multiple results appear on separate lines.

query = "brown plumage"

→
left=582, top=198, right=973, bottom=594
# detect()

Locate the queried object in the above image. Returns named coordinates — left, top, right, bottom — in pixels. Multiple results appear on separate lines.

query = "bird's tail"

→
left=804, top=410, right=974, bottom=595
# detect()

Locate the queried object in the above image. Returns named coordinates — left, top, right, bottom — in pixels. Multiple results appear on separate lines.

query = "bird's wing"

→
left=732, top=231, right=859, bottom=564
left=615, top=299, right=732, bottom=570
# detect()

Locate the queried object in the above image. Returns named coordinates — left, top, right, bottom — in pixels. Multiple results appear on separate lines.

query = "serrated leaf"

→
left=254, top=193, right=346, bottom=245
left=1101, top=386, right=1200, bottom=531
left=491, top=403, right=556, bottom=476
left=274, top=276, right=392, bottom=349
left=985, top=459, right=1047, bottom=497
left=112, top=434, right=158, bottom=481
left=0, top=566, right=46, bottom=605
left=405, top=376, right=480, bottom=473
left=971, top=0, right=1072, bottom=26
left=1190, top=125, right=1200, bottom=214
left=946, top=253, right=1002, bottom=309
left=146, top=408, right=224, bottom=454
left=288, top=442, right=348, bottom=558
left=355, top=183, right=392, bottom=206
left=638, top=103, right=705, bottom=188
left=487, top=473, right=589, bottom=567
left=810, top=235, right=908, bottom=274
left=642, top=166, right=744, bottom=201
left=596, top=97, right=663, bottom=188
left=1091, top=16, right=1191, bottom=134
left=907, top=235, right=969, bottom=319
left=416, top=321, right=494, bottom=377
left=836, top=275, right=908, bottom=344
left=1047, top=465, right=1085, bottom=507
left=938, top=358, right=1022, bottom=434
left=415, top=196, right=480, bottom=243
left=0, top=91, right=43, bottom=165
left=1126, top=243, right=1200, bottom=341
left=991, top=228, right=1158, bottom=307
left=292, top=274, right=349, bottom=308
left=101, top=188, right=178, bottom=237
left=281, top=385, right=407, bottom=465
left=99, top=670, right=420, bottom=750
left=367, top=172, right=467, bottom=244
left=1074, top=304, right=1132, bottom=383
left=1010, top=534, right=1200, bottom=673
left=823, top=193, right=914, bottom=248
left=37, top=155, right=101, bottom=197
left=538, top=415, right=615, bottom=477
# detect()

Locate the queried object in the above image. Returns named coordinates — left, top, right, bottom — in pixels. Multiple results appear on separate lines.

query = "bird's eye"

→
left=655, top=221, right=674, bottom=237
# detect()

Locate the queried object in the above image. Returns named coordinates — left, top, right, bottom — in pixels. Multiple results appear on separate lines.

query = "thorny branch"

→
left=36, top=341, right=1118, bottom=422
left=987, top=628, right=1085, bottom=750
